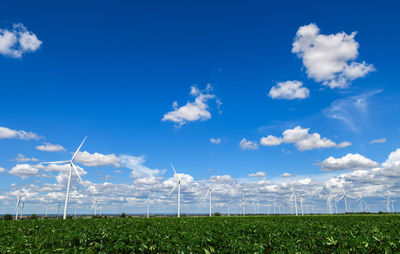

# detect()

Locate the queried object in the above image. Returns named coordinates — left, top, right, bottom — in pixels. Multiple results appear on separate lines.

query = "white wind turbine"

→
left=15, top=195, right=24, bottom=220
left=169, top=163, right=183, bottom=217
left=337, top=188, right=354, bottom=213
left=91, top=200, right=99, bottom=216
left=289, top=184, right=298, bottom=216
left=42, top=137, right=86, bottom=220
left=203, top=186, right=216, bottom=217
left=299, top=194, right=305, bottom=216
left=144, top=194, right=154, bottom=218
left=239, top=194, right=247, bottom=216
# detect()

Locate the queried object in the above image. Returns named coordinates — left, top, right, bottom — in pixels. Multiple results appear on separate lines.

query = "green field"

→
left=1, top=215, right=400, bottom=253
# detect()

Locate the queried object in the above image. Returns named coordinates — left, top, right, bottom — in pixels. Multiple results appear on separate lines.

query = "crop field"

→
left=1, top=215, right=400, bottom=253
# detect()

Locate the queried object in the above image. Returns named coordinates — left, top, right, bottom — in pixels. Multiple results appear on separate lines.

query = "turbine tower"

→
left=42, top=137, right=86, bottom=219
left=169, top=163, right=183, bottom=217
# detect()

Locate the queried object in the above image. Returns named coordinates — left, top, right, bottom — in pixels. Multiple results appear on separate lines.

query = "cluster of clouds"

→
left=239, top=126, right=350, bottom=152
left=162, top=85, right=221, bottom=127
left=2, top=146, right=400, bottom=214
left=0, top=23, right=41, bottom=58
left=268, top=23, right=374, bottom=101
left=0, top=126, right=40, bottom=140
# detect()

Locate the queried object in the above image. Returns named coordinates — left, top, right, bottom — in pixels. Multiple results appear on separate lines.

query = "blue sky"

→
left=1, top=0, right=400, bottom=215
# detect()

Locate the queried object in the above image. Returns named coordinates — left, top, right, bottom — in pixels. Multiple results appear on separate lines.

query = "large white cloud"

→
left=75, top=151, right=120, bottom=167
left=162, top=85, right=220, bottom=127
left=36, top=143, right=66, bottom=152
left=292, top=23, right=374, bottom=89
left=239, top=138, right=258, bottom=151
left=320, top=153, right=378, bottom=171
left=0, top=126, right=40, bottom=140
left=260, top=126, right=351, bottom=151
left=269, top=80, right=310, bottom=100
left=9, top=164, right=40, bottom=179
left=0, top=23, right=42, bottom=58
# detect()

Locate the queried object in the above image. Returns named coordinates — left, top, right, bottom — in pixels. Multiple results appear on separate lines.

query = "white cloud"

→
left=268, top=80, right=310, bottom=100
left=260, top=135, right=282, bottom=146
left=281, top=172, right=295, bottom=177
left=75, top=151, right=120, bottom=167
left=0, top=23, right=42, bottom=58
left=248, top=172, right=266, bottom=177
left=13, top=153, right=39, bottom=162
left=9, top=164, right=40, bottom=179
left=0, top=167, right=5, bottom=173
left=209, top=138, right=222, bottom=144
left=292, top=23, right=374, bottom=89
left=36, top=143, right=66, bottom=152
left=133, top=175, right=160, bottom=186
left=320, top=153, right=378, bottom=171
left=369, top=138, right=386, bottom=144
left=382, top=148, right=400, bottom=168
left=239, top=138, right=258, bottom=151
left=260, top=126, right=351, bottom=151
left=0, top=126, right=40, bottom=140
left=162, top=84, right=220, bottom=127
left=119, top=155, right=161, bottom=176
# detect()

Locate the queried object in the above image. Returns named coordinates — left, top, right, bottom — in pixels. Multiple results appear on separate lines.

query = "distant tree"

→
left=66, top=216, right=73, bottom=219
left=214, top=212, right=221, bottom=216
left=3, top=214, right=13, bottom=220
left=120, top=213, right=126, bottom=218
left=29, top=214, right=38, bottom=220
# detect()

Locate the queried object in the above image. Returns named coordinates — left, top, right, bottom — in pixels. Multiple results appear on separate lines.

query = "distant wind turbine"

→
left=203, top=186, right=216, bottom=217
left=169, top=163, right=183, bottom=217
left=290, top=184, right=298, bottom=216
left=144, top=194, right=154, bottom=218
left=42, top=137, right=87, bottom=219
left=15, top=195, right=24, bottom=220
left=239, top=194, right=247, bottom=216
left=337, top=188, right=354, bottom=213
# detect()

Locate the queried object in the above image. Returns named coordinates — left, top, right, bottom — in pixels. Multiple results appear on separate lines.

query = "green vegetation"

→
left=1, top=215, right=400, bottom=253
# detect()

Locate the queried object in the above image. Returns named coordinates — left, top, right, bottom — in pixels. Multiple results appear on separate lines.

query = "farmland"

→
left=1, top=215, right=400, bottom=253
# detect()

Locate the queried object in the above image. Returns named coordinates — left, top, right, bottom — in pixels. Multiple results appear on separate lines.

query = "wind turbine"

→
left=289, top=184, right=298, bottom=216
left=91, top=200, right=99, bottom=216
left=299, top=194, right=305, bottom=216
left=42, top=137, right=86, bottom=219
left=337, top=188, right=354, bottom=213
left=169, top=163, right=183, bottom=217
left=239, top=194, right=247, bottom=216
left=203, top=186, right=215, bottom=217
left=144, top=194, right=154, bottom=218
left=15, top=195, right=24, bottom=220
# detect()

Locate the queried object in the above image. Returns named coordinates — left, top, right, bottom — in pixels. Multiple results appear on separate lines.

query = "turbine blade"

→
left=203, top=189, right=210, bottom=200
left=72, top=163, right=84, bottom=185
left=171, top=163, right=180, bottom=181
left=168, top=182, right=178, bottom=197
left=41, top=161, right=70, bottom=164
left=71, top=137, right=87, bottom=161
